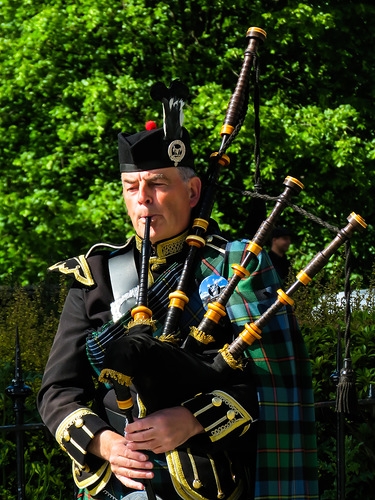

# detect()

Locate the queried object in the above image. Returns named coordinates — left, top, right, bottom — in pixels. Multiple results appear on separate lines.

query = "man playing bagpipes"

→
left=37, top=78, right=319, bottom=500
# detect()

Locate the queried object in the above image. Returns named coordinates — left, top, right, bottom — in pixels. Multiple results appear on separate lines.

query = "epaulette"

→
left=48, top=240, right=133, bottom=287
left=48, top=255, right=96, bottom=287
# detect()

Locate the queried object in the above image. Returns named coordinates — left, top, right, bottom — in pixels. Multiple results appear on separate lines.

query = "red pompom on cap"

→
left=145, top=120, right=157, bottom=131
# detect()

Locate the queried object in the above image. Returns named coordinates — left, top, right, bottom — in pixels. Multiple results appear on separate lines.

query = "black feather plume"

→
left=150, top=81, right=189, bottom=142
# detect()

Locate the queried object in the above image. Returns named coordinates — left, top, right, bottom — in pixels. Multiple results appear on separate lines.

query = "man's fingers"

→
left=115, top=463, right=154, bottom=478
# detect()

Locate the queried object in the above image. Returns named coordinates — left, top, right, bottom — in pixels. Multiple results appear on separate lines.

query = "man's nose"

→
left=138, top=184, right=152, bottom=204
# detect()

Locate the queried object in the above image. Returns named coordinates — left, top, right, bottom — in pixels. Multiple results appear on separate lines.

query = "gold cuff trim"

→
left=75, top=417, right=95, bottom=439
left=69, top=437, right=87, bottom=455
left=206, top=390, right=254, bottom=443
left=192, top=402, right=217, bottom=418
left=55, top=409, right=97, bottom=447
left=137, top=394, right=147, bottom=418
left=208, top=454, right=224, bottom=499
left=166, top=450, right=243, bottom=500
left=187, top=448, right=203, bottom=489
left=73, top=459, right=112, bottom=493
left=166, top=450, right=208, bottom=500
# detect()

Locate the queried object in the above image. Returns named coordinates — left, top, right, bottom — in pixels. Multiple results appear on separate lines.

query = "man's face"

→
left=122, top=168, right=201, bottom=243
left=273, top=235, right=291, bottom=254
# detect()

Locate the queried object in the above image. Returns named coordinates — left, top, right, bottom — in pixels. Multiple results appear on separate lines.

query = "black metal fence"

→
left=0, top=330, right=45, bottom=500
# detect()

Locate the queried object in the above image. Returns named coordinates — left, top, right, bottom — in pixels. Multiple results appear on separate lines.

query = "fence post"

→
left=5, top=328, right=32, bottom=500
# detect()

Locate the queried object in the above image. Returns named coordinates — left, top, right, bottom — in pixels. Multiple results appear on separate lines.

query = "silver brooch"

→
left=168, top=139, right=186, bottom=166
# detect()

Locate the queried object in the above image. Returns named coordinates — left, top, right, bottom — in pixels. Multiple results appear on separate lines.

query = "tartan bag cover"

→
left=223, top=240, right=319, bottom=500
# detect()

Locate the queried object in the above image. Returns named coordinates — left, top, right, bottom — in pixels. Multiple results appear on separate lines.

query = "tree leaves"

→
left=1, top=0, right=374, bottom=284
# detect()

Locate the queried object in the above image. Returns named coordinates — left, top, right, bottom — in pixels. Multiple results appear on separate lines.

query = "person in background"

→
left=268, top=227, right=292, bottom=282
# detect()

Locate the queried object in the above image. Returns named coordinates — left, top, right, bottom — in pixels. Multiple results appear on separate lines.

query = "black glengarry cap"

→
left=118, top=81, right=195, bottom=173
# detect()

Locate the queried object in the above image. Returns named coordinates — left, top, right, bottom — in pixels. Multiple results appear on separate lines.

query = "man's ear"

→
left=189, top=177, right=202, bottom=208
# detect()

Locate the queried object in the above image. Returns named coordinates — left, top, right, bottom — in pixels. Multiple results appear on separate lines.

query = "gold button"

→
left=75, top=418, right=84, bottom=428
left=212, top=397, right=222, bottom=407
left=227, top=410, right=236, bottom=420
left=193, top=479, right=203, bottom=489
left=63, top=430, right=70, bottom=441
left=74, top=466, right=81, bottom=477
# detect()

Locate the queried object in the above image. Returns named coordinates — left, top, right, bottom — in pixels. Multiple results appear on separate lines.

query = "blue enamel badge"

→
left=199, top=275, right=228, bottom=310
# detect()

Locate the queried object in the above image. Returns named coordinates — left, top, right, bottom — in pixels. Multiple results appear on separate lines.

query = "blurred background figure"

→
left=268, top=227, right=292, bottom=282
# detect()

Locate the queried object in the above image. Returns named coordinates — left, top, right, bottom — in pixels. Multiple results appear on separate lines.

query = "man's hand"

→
left=88, top=406, right=203, bottom=489
left=125, top=406, right=204, bottom=454
left=88, top=429, right=154, bottom=490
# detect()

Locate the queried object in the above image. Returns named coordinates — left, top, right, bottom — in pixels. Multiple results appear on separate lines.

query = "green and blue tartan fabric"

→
left=223, top=240, right=319, bottom=499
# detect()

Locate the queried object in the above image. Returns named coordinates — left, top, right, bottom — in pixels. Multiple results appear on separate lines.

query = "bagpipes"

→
left=98, top=26, right=367, bottom=425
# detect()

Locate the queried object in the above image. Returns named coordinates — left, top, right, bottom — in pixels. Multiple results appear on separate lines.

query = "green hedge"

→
left=1, top=265, right=374, bottom=498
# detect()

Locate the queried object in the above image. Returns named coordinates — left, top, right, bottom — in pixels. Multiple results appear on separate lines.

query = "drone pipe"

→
left=161, top=27, right=266, bottom=339
left=226, top=212, right=367, bottom=361
left=187, top=176, right=303, bottom=347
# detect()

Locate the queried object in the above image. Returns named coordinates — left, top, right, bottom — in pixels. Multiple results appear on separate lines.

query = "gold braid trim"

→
left=127, top=318, right=157, bottom=330
left=187, top=448, right=203, bottom=489
left=189, top=326, right=215, bottom=345
left=48, top=255, right=95, bottom=286
left=157, top=334, right=181, bottom=345
left=136, top=230, right=189, bottom=258
left=135, top=229, right=189, bottom=272
left=166, top=450, right=244, bottom=500
left=166, top=450, right=208, bottom=500
left=137, top=395, right=147, bottom=418
left=98, top=369, right=133, bottom=387
left=218, top=345, right=244, bottom=370
left=56, top=408, right=97, bottom=447
left=208, top=454, right=225, bottom=499
left=73, top=460, right=112, bottom=494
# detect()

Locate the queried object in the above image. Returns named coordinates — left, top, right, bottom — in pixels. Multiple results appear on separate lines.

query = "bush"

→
left=0, top=278, right=71, bottom=499
left=293, top=262, right=375, bottom=499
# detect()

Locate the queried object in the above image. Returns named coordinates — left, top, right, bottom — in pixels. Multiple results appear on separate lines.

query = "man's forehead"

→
left=122, top=168, right=178, bottom=182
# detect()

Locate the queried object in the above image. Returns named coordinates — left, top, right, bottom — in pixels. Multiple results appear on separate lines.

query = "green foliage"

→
left=294, top=266, right=375, bottom=498
left=0, top=280, right=71, bottom=498
left=0, top=280, right=66, bottom=374
left=1, top=0, right=375, bottom=284
left=0, top=366, right=71, bottom=499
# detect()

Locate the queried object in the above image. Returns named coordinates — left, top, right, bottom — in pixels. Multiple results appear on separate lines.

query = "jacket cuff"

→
left=182, top=390, right=255, bottom=443
left=55, top=408, right=112, bottom=494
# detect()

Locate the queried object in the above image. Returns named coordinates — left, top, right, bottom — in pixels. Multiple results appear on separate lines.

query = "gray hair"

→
left=178, top=167, right=197, bottom=182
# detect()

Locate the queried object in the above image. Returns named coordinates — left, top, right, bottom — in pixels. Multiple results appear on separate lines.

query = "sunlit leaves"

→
left=0, top=0, right=374, bottom=283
